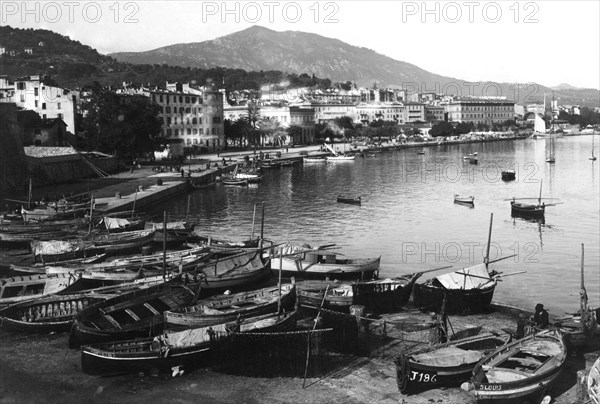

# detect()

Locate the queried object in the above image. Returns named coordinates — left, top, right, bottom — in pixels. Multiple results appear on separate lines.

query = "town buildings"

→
left=446, top=97, right=515, bottom=125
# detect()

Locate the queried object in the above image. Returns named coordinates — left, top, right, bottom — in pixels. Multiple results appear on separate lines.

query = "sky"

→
left=2, top=0, right=599, bottom=89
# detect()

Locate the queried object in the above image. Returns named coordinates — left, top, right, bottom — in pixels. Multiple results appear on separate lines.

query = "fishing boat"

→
left=454, top=195, right=474, bottom=206
left=589, top=356, right=600, bottom=404
left=260, top=159, right=281, bottom=169
left=31, top=240, right=103, bottom=263
left=297, top=272, right=425, bottom=314
left=413, top=214, right=519, bottom=314
left=191, top=180, right=216, bottom=190
left=80, top=310, right=297, bottom=376
left=337, top=195, right=361, bottom=206
left=191, top=250, right=271, bottom=291
left=501, top=170, right=516, bottom=181
left=83, top=229, right=156, bottom=256
left=0, top=217, right=87, bottom=243
left=0, top=273, right=85, bottom=308
left=326, top=155, right=355, bottom=161
left=147, top=221, right=198, bottom=245
left=396, top=331, right=511, bottom=393
left=303, top=156, right=327, bottom=163
left=267, top=243, right=380, bottom=281
left=233, top=172, right=262, bottom=183
left=164, top=282, right=296, bottom=328
left=509, top=180, right=562, bottom=220
left=0, top=293, right=110, bottom=333
left=9, top=254, right=108, bottom=275
left=69, top=280, right=199, bottom=347
left=470, top=329, right=567, bottom=403
left=222, top=178, right=248, bottom=186
left=557, top=244, right=598, bottom=351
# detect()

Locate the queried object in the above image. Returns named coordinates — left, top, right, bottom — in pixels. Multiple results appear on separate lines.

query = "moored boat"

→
left=0, top=273, right=85, bottom=308
left=454, top=195, right=475, bottom=206
left=501, top=170, right=516, bottom=181
left=267, top=243, right=380, bottom=281
left=470, top=329, right=567, bottom=403
left=337, top=195, right=361, bottom=206
left=303, top=156, right=327, bottom=163
left=395, top=331, right=511, bottom=393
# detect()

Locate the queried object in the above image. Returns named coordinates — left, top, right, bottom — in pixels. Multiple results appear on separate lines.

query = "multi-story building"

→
left=403, top=103, right=426, bottom=123
left=299, top=102, right=357, bottom=123
left=141, top=82, right=224, bottom=155
left=446, top=98, right=515, bottom=125
left=289, top=106, right=315, bottom=144
left=356, top=103, right=403, bottom=124
left=0, top=75, right=77, bottom=136
left=425, top=105, right=445, bottom=122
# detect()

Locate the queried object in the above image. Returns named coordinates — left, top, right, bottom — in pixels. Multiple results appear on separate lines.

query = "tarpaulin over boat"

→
left=162, top=323, right=228, bottom=348
left=435, top=264, right=495, bottom=290
left=102, top=217, right=132, bottom=230
left=152, top=221, right=188, bottom=230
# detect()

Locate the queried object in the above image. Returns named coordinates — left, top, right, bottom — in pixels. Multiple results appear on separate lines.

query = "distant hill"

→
left=551, top=83, right=580, bottom=91
left=110, top=26, right=599, bottom=106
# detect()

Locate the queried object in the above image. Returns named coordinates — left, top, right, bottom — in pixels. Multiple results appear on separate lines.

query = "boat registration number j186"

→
left=408, top=371, right=437, bottom=383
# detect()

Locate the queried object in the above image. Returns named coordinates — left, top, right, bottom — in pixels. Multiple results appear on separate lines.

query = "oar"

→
left=317, top=244, right=337, bottom=250
left=453, top=272, right=492, bottom=281
left=413, top=265, right=453, bottom=277
left=503, top=197, right=560, bottom=201
left=544, top=202, right=564, bottom=207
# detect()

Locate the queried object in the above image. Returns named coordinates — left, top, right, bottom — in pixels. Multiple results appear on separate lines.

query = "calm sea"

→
left=162, top=136, right=600, bottom=316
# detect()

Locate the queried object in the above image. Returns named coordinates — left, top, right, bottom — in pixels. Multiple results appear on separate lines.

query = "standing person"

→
left=532, top=303, right=549, bottom=329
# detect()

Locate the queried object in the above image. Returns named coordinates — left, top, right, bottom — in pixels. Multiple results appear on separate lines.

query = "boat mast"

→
left=538, top=179, right=543, bottom=206
left=580, top=243, right=587, bottom=313
left=484, top=213, right=493, bottom=265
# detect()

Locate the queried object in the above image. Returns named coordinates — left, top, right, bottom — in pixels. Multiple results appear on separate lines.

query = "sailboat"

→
left=558, top=243, right=598, bottom=351
left=591, top=134, right=597, bottom=161
left=324, top=142, right=355, bottom=161
left=546, top=133, right=555, bottom=163
left=509, top=179, right=562, bottom=220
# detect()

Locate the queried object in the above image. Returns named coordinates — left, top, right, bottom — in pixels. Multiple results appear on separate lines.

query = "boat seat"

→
left=484, top=367, right=530, bottom=383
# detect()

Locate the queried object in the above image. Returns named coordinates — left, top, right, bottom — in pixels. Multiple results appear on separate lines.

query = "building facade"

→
left=289, top=106, right=315, bottom=144
left=403, top=103, right=426, bottom=123
left=446, top=98, right=515, bottom=125
left=356, top=103, right=403, bottom=124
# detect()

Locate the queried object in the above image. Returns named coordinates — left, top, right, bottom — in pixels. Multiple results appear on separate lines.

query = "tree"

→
left=429, top=121, right=455, bottom=137
left=286, top=125, right=303, bottom=145
left=80, top=82, right=162, bottom=160
left=334, top=116, right=354, bottom=131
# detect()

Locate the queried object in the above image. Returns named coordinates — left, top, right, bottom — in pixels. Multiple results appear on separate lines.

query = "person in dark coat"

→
left=532, top=303, right=549, bottom=329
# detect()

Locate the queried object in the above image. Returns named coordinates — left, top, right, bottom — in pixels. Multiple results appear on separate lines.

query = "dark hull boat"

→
left=80, top=310, right=297, bottom=376
left=164, top=282, right=296, bottom=328
left=501, top=170, right=516, bottom=181
left=395, top=331, right=511, bottom=394
left=471, top=329, right=567, bottom=403
left=510, top=201, right=545, bottom=218
left=413, top=264, right=497, bottom=314
left=148, top=221, right=198, bottom=245
left=0, top=293, right=109, bottom=333
left=192, top=250, right=271, bottom=291
left=69, top=280, right=198, bottom=348
left=337, top=195, right=361, bottom=206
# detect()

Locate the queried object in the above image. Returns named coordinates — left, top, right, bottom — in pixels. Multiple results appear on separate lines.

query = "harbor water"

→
left=161, top=136, right=600, bottom=317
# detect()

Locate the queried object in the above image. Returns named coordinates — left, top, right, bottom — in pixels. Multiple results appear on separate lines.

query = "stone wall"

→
left=0, top=103, right=29, bottom=197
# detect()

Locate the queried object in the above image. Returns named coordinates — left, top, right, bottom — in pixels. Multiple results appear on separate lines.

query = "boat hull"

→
left=413, top=282, right=496, bottom=314
left=510, top=202, right=545, bottom=218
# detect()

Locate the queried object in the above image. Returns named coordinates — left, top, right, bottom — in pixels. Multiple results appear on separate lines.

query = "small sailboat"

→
left=591, top=134, right=597, bottom=161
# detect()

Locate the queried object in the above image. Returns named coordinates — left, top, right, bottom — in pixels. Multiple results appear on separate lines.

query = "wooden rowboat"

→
left=0, top=293, right=109, bottom=333
left=69, top=280, right=199, bottom=347
left=164, top=282, right=296, bottom=328
left=0, top=273, right=85, bottom=308
left=192, top=250, right=272, bottom=291
left=222, top=178, right=248, bottom=186
left=396, top=331, right=511, bottom=393
left=471, top=329, right=567, bottom=403
left=80, top=310, right=297, bottom=376
left=454, top=195, right=474, bottom=206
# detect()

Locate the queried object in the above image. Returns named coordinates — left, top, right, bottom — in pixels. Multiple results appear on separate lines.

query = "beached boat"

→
left=99, top=216, right=147, bottom=233
left=31, top=240, right=103, bottom=263
left=396, top=331, right=511, bottom=393
left=337, top=195, right=361, bottom=206
left=0, top=273, right=85, bottom=308
left=69, top=280, right=199, bottom=347
left=82, top=229, right=156, bottom=255
left=0, top=293, right=110, bottom=333
left=557, top=244, right=598, bottom=351
left=501, top=170, right=516, bottom=181
left=267, top=243, right=380, bottom=281
left=589, top=356, right=600, bottom=404
left=470, top=329, right=567, bottom=403
left=191, top=250, right=271, bottom=291
left=413, top=263, right=497, bottom=314
left=222, top=178, right=248, bottom=186
left=297, top=274, right=421, bottom=314
left=164, top=282, right=296, bottom=328
left=454, top=195, right=474, bottom=206
left=9, top=254, right=108, bottom=275
left=80, top=310, right=297, bottom=376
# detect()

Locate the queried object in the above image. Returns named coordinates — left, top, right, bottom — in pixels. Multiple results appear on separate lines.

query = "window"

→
left=166, top=117, right=172, bottom=125
left=212, top=127, right=216, bottom=135
left=212, top=116, right=221, bottom=124
left=174, top=129, right=179, bottom=136
left=20, top=95, right=25, bottom=102
left=159, top=95, right=163, bottom=102
left=186, top=139, right=191, bottom=145
left=185, top=97, right=190, bottom=103
left=180, top=107, right=185, bottom=114
left=193, top=138, right=198, bottom=144
left=57, top=102, right=61, bottom=110
left=166, top=106, right=171, bottom=113
left=34, top=88, right=38, bottom=96
left=192, top=118, right=197, bottom=124
left=166, top=129, right=172, bottom=137
left=34, top=100, right=38, bottom=107
left=193, top=129, right=198, bottom=135
left=42, top=103, right=46, bottom=110
left=57, top=113, right=63, bottom=119
left=43, top=114, right=46, bottom=119
left=187, top=128, right=192, bottom=135
left=179, top=96, right=183, bottom=103
left=186, top=107, right=191, bottom=113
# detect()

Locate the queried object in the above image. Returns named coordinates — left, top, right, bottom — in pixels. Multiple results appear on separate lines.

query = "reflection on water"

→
left=156, top=136, right=599, bottom=315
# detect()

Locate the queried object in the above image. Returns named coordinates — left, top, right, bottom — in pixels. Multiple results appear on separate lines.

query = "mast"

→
left=538, top=179, right=543, bottom=205
left=484, top=213, right=493, bottom=265
left=580, top=243, right=587, bottom=313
